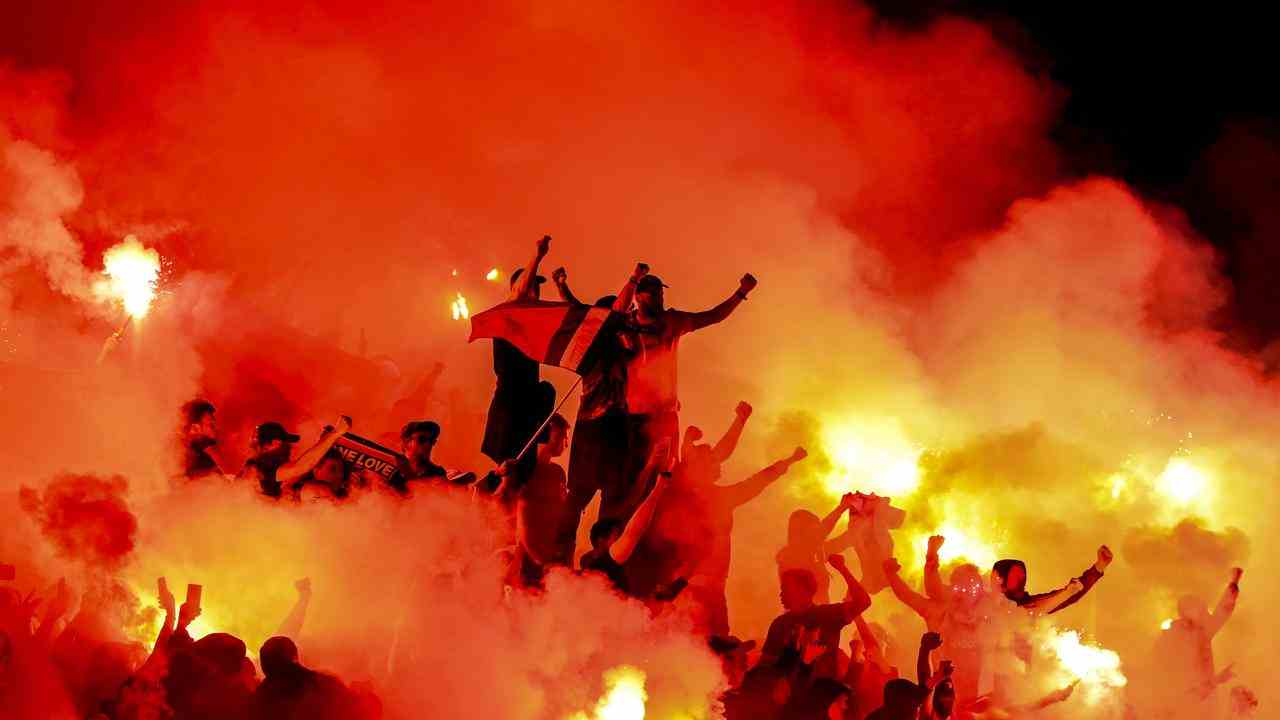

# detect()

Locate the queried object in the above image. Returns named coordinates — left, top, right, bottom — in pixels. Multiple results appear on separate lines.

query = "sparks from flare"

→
left=486, top=268, right=500, bottom=281
left=451, top=292, right=470, bottom=320
left=99, top=235, right=161, bottom=319
left=1042, top=629, right=1127, bottom=706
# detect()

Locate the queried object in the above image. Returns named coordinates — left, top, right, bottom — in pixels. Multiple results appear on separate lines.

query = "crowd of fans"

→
left=2, top=236, right=1255, bottom=719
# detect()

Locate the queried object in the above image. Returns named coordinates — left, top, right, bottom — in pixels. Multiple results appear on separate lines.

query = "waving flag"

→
left=469, top=301, right=620, bottom=375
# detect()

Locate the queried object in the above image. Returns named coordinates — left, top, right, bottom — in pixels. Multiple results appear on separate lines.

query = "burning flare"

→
left=569, top=665, right=647, bottom=720
left=1041, top=629, right=1127, bottom=705
left=451, top=292, right=470, bottom=320
left=98, top=235, right=161, bottom=319
left=486, top=267, right=501, bottom=281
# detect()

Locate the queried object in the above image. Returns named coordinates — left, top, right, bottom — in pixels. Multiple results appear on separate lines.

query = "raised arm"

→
left=827, top=553, right=872, bottom=618
left=682, top=274, right=757, bottom=332
left=918, top=632, right=942, bottom=687
left=1207, top=567, right=1242, bottom=637
left=508, top=235, right=550, bottom=301
left=712, top=402, right=752, bottom=463
left=1043, top=544, right=1112, bottom=615
left=551, top=267, right=583, bottom=305
left=883, top=557, right=938, bottom=625
left=609, top=443, right=672, bottom=565
left=276, top=578, right=312, bottom=639
left=723, top=447, right=807, bottom=508
left=924, top=535, right=949, bottom=602
left=611, top=263, right=649, bottom=312
left=277, top=416, right=351, bottom=484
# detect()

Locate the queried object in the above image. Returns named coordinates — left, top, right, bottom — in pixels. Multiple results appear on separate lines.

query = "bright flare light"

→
left=486, top=268, right=500, bottom=281
left=1043, top=629, right=1127, bottom=706
left=1157, top=457, right=1209, bottom=505
left=820, top=419, right=922, bottom=497
left=1160, top=618, right=1173, bottom=631
left=451, top=292, right=470, bottom=320
left=568, top=666, right=647, bottom=720
left=914, top=524, right=999, bottom=569
left=99, top=235, right=160, bottom=319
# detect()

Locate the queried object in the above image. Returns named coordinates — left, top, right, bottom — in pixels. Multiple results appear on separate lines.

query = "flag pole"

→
left=513, top=375, right=584, bottom=461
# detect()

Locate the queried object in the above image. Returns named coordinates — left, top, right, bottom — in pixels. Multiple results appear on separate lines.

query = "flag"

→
left=469, top=301, right=620, bottom=374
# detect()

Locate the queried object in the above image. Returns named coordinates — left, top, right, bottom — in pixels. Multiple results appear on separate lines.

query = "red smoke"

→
left=19, top=474, right=137, bottom=570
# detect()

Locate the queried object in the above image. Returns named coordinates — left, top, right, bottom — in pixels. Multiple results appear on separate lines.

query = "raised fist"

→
left=552, top=267, right=567, bottom=284
left=739, top=273, right=758, bottom=294
left=1096, top=545, right=1114, bottom=570
left=928, top=535, right=946, bottom=556
left=921, top=632, right=943, bottom=651
left=1229, top=567, right=1243, bottom=585
left=633, top=263, right=649, bottom=279
left=536, top=235, right=551, bottom=256
left=789, top=447, right=808, bottom=463
left=735, top=401, right=753, bottom=419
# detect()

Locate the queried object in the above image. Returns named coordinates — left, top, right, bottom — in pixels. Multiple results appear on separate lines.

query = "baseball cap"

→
left=636, top=275, right=669, bottom=292
left=256, top=421, right=301, bottom=445
left=509, top=268, right=547, bottom=287
left=401, top=420, right=441, bottom=442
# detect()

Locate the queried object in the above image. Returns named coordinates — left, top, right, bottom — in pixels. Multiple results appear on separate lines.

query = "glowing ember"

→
left=98, top=235, right=161, bottom=319
left=1160, top=618, right=1173, bottom=631
left=569, top=666, right=647, bottom=720
left=451, top=292, right=470, bottom=320
left=486, top=267, right=501, bottom=281
left=1042, top=629, right=1127, bottom=705
left=1157, top=457, right=1208, bottom=505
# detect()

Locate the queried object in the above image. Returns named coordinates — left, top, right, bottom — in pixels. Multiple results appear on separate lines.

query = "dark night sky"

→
left=2, top=1, right=1276, bottom=348
left=869, top=0, right=1280, bottom=350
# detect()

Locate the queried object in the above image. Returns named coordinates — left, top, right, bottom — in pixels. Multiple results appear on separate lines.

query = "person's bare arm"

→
left=551, top=267, right=583, bottom=305
left=1207, top=567, right=1242, bottom=637
left=828, top=553, right=872, bottom=618
left=277, top=416, right=351, bottom=484
left=276, top=578, right=312, bottom=639
left=610, top=263, right=648, bottom=312
left=1023, top=577, right=1086, bottom=612
left=609, top=443, right=672, bottom=565
left=924, top=535, right=949, bottom=602
left=723, top=447, right=807, bottom=508
left=682, top=274, right=757, bottom=332
left=883, top=557, right=938, bottom=625
left=509, top=235, right=550, bottom=301
left=918, top=632, right=942, bottom=687
left=712, top=402, right=752, bottom=463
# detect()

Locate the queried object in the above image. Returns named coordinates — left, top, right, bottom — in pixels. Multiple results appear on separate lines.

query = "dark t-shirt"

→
left=182, top=441, right=220, bottom=480
left=494, top=339, right=538, bottom=391
left=581, top=549, right=629, bottom=594
left=243, top=458, right=283, bottom=498
left=761, top=603, right=857, bottom=665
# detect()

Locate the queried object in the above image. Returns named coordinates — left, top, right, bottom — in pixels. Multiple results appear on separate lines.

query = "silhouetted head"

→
left=259, top=636, right=300, bottom=678
left=181, top=399, right=218, bottom=444
left=401, top=420, right=440, bottom=465
left=949, top=563, right=984, bottom=603
left=882, top=678, right=927, bottom=716
left=538, top=413, right=570, bottom=458
left=635, top=275, right=668, bottom=313
left=510, top=268, right=545, bottom=300
left=992, top=559, right=1027, bottom=597
left=253, top=422, right=300, bottom=464
left=787, top=509, right=823, bottom=548
left=590, top=518, right=623, bottom=552
left=780, top=568, right=818, bottom=611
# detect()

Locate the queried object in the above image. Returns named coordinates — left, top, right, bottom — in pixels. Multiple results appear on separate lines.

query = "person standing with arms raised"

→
left=619, top=271, right=758, bottom=502
left=480, top=235, right=557, bottom=495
